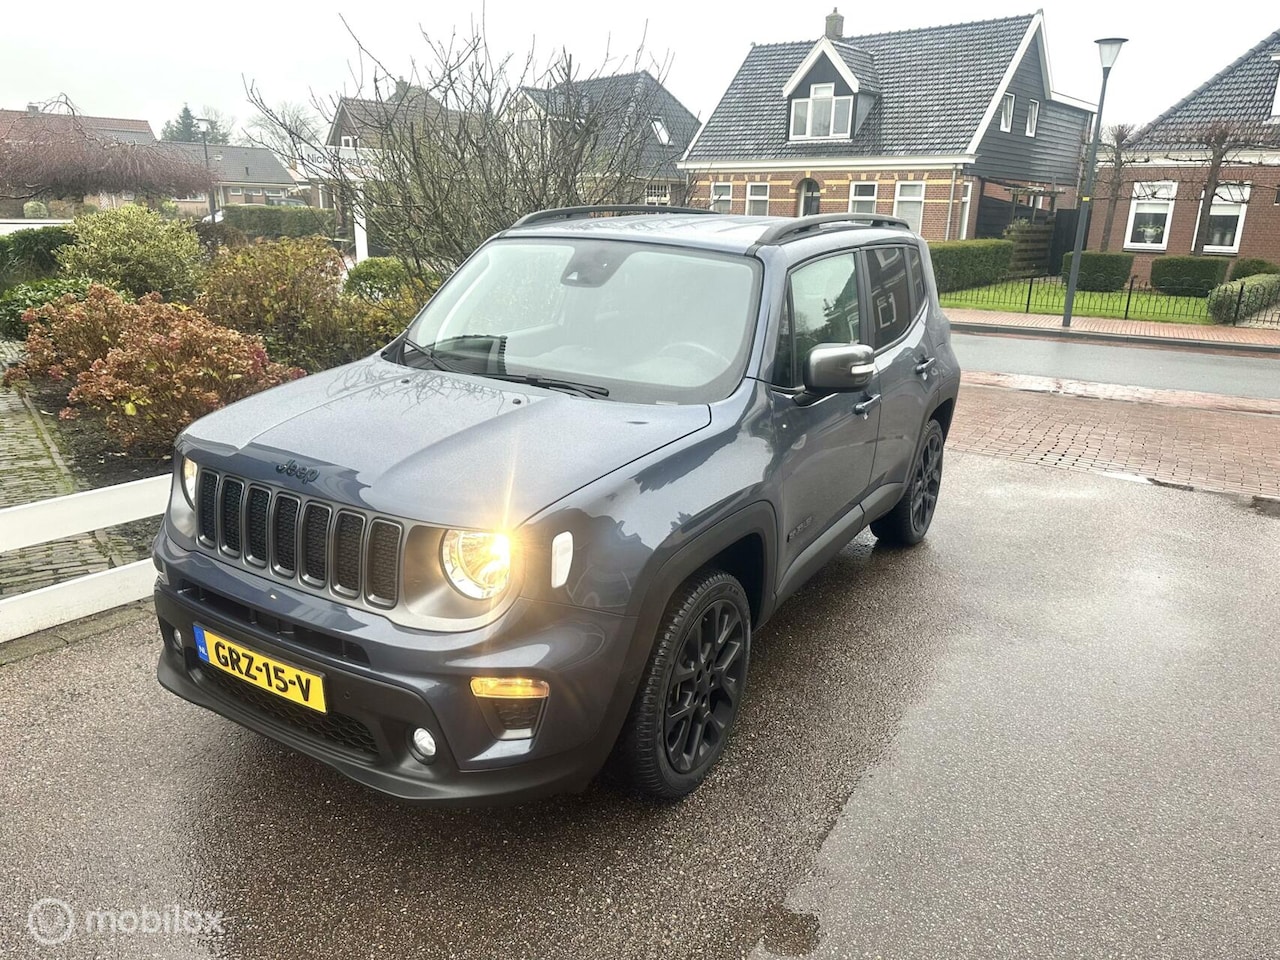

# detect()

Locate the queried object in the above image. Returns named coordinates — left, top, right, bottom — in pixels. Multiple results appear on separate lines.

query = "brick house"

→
left=1088, top=29, right=1280, bottom=279
left=162, top=142, right=296, bottom=217
left=680, top=11, right=1093, bottom=242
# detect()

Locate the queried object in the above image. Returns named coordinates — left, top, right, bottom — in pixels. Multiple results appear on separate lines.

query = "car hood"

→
left=184, top=357, right=711, bottom=529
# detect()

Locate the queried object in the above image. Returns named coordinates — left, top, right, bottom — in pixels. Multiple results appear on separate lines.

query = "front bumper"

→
left=153, top=534, right=640, bottom=804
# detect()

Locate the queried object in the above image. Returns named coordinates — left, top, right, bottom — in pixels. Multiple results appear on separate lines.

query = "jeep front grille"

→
left=195, top=469, right=402, bottom=608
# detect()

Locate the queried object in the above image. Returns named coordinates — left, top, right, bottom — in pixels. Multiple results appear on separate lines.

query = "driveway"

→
left=1, top=452, right=1276, bottom=959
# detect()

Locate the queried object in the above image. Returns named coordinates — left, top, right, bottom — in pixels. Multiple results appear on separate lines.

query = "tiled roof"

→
left=522, top=71, right=700, bottom=179
left=685, top=14, right=1035, bottom=162
left=162, top=142, right=294, bottom=186
left=329, top=87, right=445, bottom=145
left=1131, top=29, right=1280, bottom=152
left=0, top=108, right=156, bottom=144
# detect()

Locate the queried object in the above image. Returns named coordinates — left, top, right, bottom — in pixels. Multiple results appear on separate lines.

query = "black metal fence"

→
left=937, top=274, right=1280, bottom=328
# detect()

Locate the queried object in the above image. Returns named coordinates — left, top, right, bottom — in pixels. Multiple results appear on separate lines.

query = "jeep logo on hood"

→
left=276, top=459, right=320, bottom=484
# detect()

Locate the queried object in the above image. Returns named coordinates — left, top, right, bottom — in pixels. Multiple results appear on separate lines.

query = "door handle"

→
left=854, top=394, right=881, bottom=419
left=914, top=357, right=936, bottom=377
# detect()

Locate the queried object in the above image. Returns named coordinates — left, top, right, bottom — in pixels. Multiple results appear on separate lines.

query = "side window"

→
left=864, top=246, right=914, bottom=350
left=906, top=245, right=927, bottom=314
left=773, top=253, right=860, bottom=388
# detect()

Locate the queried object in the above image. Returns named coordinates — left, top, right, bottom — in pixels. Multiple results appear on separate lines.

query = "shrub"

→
left=199, top=236, right=360, bottom=370
left=222, top=205, right=338, bottom=240
left=1229, top=258, right=1280, bottom=281
left=4, top=284, right=142, bottom=388
left=1060, top=251, right=1134, bottom=292
left=0, top=278, right=91, bottom=339
left=67, top=311, right=303, bottom=455
left=23, top=200, right=49, bottom=219
left=344, top=257, right=409, bottom=300
left=4, top=225, right=74, bottom=282
left=0, top=235, right=10, bottom=279
left=57, top=205, right=203, bottom=300
left=1207, top=273, right=1280, bottom=324
left=927, top=240, right=1014, bottom=292
left=1149, top=255, right=1229, bottom=298
left=194, top=220, right=247, bottom=257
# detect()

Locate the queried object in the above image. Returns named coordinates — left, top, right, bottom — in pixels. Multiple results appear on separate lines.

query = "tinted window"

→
left=774, top=253, right=860, bottom=387
left=865, top=246, right=914, bottom=350
left=906, top=246, right=927, bottom=313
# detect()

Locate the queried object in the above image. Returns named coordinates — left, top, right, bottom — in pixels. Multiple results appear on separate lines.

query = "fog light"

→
left=409, top=727, right=437, bottom=762
left=170, top=627, right=183, bottom=651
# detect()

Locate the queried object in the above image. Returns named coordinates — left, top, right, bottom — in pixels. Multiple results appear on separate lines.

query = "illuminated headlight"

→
left=180, top=455, right=198, bottom=506
left=440, top=530, right=511, bottom=600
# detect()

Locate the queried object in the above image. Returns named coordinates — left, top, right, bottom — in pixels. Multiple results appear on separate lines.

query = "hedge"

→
left=1059, top=251, right=1133, bottom=292
left=1229, top=257, right=1280, bottom=281
left=4, top=225, right=73, bottom=281
left=927, top=240, right=1014, bottom=292
left=222, top=205, right=338, bottom=240
left=1207, top=273, right=1280, bottom=324
left=1149, top=256, right=1229, bottom=297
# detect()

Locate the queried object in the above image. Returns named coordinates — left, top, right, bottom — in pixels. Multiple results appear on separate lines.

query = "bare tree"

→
left=247, top=21, right=681, bottom=282
left=1174, top=119, right=1276, bottom=255
left=1096, top=123, right=1135, bottom=252
left=0, top=102, right=211, bottom=201
left=241, top=100, right=321, bottom=164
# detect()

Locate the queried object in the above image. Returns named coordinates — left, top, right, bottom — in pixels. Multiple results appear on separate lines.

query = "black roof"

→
left=162, top=142, right=293, bottom=186
left=685, top=14, right=1036, bottom=162
left=1132, top=29, right=1280, bottom=152
left=521, top=71, right=700, bottom=180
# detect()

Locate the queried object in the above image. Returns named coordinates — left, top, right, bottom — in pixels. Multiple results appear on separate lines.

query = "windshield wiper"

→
left=398, top=336, right=462, bottom=372
left=481, top=372, right=610, bottom=399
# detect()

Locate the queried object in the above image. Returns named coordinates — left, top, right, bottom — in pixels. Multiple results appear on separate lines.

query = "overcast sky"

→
left=1, top=0, right=1273, bottom=140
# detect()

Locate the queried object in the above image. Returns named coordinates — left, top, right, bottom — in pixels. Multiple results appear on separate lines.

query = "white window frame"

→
left=849, top=182, right=877, bottom=214
left=746, top=182, right=770, bottom=216
left=893, top=181, right=925, bottom=233
left=789, top=83, right=853, bottom=141
left=1193, top=182, right=1251, bottom=254
left=1271, top=54, right=1280, bottom=119
left=958, top=182, right=973, bottom=240
left=1025, top=99, right=1039, bottom=137
left=340, top=135, right=356, bottom=149
left=264, top=188, right=284, bottom=198
left=1000, top=93, right=1015, bottom=133
left=651, top=117, right=671, bottom=146
left=644, top=182, right=671, bottom=206
left=1124, top=181, right=1177, bottom=251
left=228, top=186, right=243, bottom=196
left=710, top=182, right=732, bottom=214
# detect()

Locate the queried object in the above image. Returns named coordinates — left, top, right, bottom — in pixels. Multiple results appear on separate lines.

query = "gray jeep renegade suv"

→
left=154, top=206, right=960, bottom=804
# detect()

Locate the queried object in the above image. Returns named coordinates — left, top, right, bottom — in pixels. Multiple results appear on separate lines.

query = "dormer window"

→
left=790, top=83, right=853, bottom=140
left=651, top=117, right=671, bottom=145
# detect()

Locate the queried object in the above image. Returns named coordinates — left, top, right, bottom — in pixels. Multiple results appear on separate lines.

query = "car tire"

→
left=870, top=418, right=945, bottom=547
left=616, top=569, right=751, bottom=801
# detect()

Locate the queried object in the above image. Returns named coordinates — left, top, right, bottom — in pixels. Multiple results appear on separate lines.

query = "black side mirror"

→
left=803, top=342, right=876, bottom=394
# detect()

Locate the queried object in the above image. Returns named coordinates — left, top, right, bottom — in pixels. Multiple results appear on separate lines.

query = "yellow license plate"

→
left=194, top=626, right=327, bottom=713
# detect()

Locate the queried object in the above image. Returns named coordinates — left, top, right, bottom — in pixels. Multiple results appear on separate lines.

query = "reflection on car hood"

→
left=184, top=357, right=711, bottom=528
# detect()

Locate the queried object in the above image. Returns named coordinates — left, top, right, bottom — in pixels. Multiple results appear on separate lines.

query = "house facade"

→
left=163, top=142, right=296, bottom=217
left=1088, top=29, right=1280, bottom=279
left=680, top=11, right=1093, bottom=243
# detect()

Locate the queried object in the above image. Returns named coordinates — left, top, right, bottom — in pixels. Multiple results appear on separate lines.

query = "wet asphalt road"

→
left=2, top=452, right=1278, bottom=959
left=952, top=332, right=1280, bottom=399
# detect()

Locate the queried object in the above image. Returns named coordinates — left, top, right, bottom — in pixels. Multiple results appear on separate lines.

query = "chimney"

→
left=825, top=8, right=844, bottom=39
left=394, top=77, right=409, bottom=100
left=27, top=103, right=41, bottom=115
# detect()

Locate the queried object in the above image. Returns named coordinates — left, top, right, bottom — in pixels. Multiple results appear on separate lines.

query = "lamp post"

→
left=1062, top=37, right=1127, bottom=328
left=195, top=117, right=218, bottom=220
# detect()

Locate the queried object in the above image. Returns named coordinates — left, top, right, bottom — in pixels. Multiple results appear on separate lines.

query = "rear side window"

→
left=865, top=246, right=914, bottom=350
left=773, top=253, right=861, bottom=387
left=906, top=245, right=927, bottom=313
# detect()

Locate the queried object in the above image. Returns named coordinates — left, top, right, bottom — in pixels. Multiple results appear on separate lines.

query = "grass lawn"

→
left=939, top=278, right=1214, bottom=325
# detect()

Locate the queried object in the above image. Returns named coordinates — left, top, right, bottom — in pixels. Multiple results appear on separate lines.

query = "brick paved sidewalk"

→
left=0, top=338, right=116, bottom=597
left=950, top=383, right=1280, bottom=499
left=946, top=307, right=1280, bottom=349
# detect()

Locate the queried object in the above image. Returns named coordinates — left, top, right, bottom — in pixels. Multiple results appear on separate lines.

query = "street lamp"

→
left=1062, top=37, right=1127, bottom=328
left=195, top=117, right=218, bottom=221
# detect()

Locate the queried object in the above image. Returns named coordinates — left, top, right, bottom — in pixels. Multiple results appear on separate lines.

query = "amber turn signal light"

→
left=470, top=677, right=550, bottom=699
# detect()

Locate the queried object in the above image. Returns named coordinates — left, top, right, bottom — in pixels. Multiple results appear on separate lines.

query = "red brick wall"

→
left=689, top=171, right=979, bottom=241
left=1088, top=163, right=1280, bottom=280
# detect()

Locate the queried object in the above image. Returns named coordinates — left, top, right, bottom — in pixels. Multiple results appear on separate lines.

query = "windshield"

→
left=401, top=238, right=761, bottom=403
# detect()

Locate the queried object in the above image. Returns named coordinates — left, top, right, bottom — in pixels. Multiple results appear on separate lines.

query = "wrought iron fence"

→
left=937, top=273, right=1280, bottom=328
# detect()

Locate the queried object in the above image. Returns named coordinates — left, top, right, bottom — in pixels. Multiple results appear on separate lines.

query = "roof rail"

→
left=510, top=205, right=717, bottom=228
left=757, top=213, right=911, bottom=245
